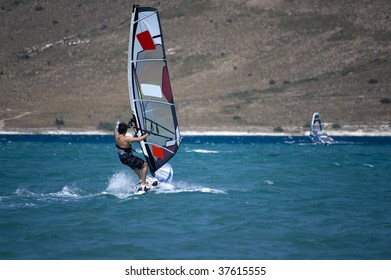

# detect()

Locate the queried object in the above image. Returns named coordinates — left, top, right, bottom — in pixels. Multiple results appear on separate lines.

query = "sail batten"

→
left=129, top=58, right=166, bottom=63
left=131, top=99, right=175, bottom=106
left=128, top=5, right=182, bottom=176
left=133, top=10, right=158, bottom=24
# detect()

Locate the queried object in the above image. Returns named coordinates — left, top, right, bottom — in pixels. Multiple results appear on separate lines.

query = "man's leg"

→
left=141, top=162, right=148, bottom=185
left=140, top=163, right=153, bottom=189
left=133, top=168, right=141, bottom=180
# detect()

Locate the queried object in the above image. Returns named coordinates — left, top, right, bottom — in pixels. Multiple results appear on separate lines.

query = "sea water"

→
left=1, top=134, right=390, bottom=260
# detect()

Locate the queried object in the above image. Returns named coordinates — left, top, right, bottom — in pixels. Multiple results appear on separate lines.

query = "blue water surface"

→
left=1, top=134, right=390, bottom=259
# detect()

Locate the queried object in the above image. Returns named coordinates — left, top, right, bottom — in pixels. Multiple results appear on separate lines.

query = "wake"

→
left=104, top=170, right=226, bottom=199
left=3, top=171, right=226, bottom=208
left=11, top=179, right=226, bottom=201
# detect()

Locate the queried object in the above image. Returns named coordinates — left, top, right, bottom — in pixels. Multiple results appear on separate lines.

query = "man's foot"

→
left=141, top=184, right=153, bottom=192
left=151, top=180, right=159, bottom=187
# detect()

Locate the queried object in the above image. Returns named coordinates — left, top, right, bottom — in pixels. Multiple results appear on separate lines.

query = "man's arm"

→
left=124, top=133, right=149, bottom=143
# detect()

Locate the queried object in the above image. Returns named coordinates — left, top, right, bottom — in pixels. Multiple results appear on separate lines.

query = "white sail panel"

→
left=140, top=84, right=163, bottom=98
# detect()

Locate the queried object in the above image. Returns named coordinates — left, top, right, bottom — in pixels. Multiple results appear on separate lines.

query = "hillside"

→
left=1, top=0, right=390, bottom=134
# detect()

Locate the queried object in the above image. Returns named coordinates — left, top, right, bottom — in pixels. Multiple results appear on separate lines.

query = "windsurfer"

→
left=312, top=120, right=319, bottom=135
left=115, top=122, right=152, bottom=191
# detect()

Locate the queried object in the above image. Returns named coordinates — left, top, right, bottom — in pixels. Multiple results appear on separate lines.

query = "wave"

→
left=14, top=185, right=84, bottom=199
left=363, top=163, right=374, bottom=168
left=154, top=181, right=226, bottom=195
left=0, top=186, right=88, bottom=209
left=186, top=149, right=220, bottom=154
left=48, top=186, right=84, bottom=198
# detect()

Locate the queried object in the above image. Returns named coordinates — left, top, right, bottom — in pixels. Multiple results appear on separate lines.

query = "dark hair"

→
left=118, top=123, right=128, bottom=134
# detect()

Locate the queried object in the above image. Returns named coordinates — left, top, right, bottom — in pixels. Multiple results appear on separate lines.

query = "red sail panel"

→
left=137, top=31, right=156, bottom=50
left=152, top=145, right=164, bottom=160
left=162, top=67, right=173, bottom=102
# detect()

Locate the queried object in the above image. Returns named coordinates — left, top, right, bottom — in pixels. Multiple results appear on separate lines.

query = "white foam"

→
left=13, top=186, right=85, bottom=203
left=105, top=171, right=135, bottom=199
left=363, top=164, right=374, bottom=168
left=103, top=171, right=226, bottom=198
left=49, top=186, right=81, bottom=198
left=154, top=181, right=226, bottom=195
left=15, top=187, right=34, bottom=196
left=187, top=149, right=220, bottom=154
left=181, top=130, right=288, bottom=136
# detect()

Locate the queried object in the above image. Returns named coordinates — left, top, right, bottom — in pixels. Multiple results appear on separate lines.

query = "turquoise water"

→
left=1, top=135, right=390, bottom=260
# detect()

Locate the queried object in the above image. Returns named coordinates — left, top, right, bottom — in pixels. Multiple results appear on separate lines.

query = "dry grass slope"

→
left=1, top=0, right=390, bottom=133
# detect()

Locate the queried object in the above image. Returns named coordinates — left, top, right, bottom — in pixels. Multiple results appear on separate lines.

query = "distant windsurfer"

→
left=311, top=120, right=319, bottom=137
left=115, top=122, right=152, bottom=191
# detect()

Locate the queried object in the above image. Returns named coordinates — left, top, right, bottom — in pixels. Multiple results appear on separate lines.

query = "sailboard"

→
left=128, top=5, right=182, bottom=184
left=309, top=112, right=334, bottom=145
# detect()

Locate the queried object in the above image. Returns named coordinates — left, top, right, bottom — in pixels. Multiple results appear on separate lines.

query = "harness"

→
left=116, top=144, right=133, bottom=160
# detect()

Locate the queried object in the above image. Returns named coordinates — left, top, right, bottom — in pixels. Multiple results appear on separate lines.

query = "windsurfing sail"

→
left=310, top=112, right=334, bottom=145
left=128, top=5, right=182, bottom=176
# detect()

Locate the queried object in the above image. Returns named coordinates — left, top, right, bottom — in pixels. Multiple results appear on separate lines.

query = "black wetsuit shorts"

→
left=120, top=154, right=144, bottom=170
left=116, top=145, right=144, bottom=170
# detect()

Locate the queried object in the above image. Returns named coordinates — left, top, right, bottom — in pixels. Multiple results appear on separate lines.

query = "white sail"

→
left=128, top=5, right=182, bottom=175
left=310, top=112, right=334, bottom=145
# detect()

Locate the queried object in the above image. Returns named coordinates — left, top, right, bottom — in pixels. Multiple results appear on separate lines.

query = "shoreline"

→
left=1, top=128, right=391, bottom=137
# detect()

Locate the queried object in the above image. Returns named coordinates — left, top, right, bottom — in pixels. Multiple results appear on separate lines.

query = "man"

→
left=115, top=122, right=152, bottom=191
